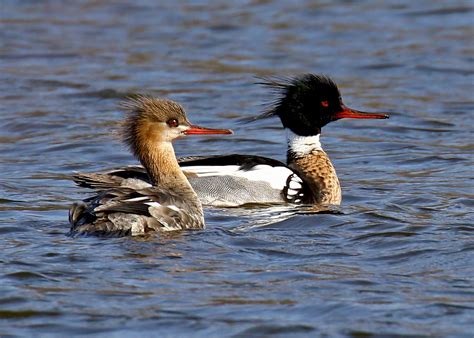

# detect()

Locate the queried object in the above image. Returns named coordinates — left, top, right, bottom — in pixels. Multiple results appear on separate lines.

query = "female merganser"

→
left=73, top=74, right=389, bottom=207
left=68, top=96, right=232, bottom=236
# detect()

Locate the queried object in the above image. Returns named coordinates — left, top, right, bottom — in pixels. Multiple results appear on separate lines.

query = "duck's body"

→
left=179, top=136, right=341, bottom=206
left=76, top=154, right=302, bottom=207
left=69, top=97, right=232, bottom=236
left=69, top=185, right=204, bottom=236
left=73, top=74, right=389, bottom=208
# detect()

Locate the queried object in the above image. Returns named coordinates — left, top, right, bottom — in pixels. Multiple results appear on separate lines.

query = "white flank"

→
left=288, top=179, right=302, bottom=190
left=285, top=174, right=304, bottom=199
left=184, top=164, right=294, bottom=190
left=286, top=129, right=322, bottom=156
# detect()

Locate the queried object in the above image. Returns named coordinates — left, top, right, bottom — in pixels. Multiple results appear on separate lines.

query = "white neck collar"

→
left=286, top=129, right=322, bottom=156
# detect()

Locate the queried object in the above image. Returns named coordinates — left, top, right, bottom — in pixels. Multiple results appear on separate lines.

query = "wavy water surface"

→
left=1, top=1, right=473, bottom=337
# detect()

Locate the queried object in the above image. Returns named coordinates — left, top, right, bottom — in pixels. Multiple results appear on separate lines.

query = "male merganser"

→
left=68, top=96, right=232, bottom=236
left=73, top=74, right=389, bottom=207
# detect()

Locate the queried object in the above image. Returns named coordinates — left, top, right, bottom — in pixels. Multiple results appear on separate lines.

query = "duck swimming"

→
left=68, top=96, right=232, bottom=236
left=73, top=74, right=389, bottom=207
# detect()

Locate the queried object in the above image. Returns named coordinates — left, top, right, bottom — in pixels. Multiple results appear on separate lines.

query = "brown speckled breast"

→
left=289, top=150, right=341, bottom=205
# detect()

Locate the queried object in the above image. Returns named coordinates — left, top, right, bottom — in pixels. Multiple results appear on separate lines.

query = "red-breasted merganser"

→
left=73, top=74, right=389, bottom=207
left=68, top=96, right=232, bottom=236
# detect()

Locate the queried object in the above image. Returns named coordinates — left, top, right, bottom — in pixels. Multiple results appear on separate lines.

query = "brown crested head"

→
left=120, top=96, right=192, bottom=155
left=120, top=95, right=232, bottom=159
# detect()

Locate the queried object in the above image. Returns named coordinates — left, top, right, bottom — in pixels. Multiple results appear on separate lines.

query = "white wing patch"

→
left=145, top=201, right=162, bottom=208
left=145, top=202, right=180, bottom=213
left=183, top=164, right=294, bottom=190
left=124, top=196, right=151, bottom=202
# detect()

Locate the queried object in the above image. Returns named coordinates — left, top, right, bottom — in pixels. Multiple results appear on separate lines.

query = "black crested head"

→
left=243, top=74, right=390, bottom=137
left=250, top=74, right=342, bottom=136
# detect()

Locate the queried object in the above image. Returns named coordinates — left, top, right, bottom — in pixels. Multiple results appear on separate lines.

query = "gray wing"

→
left=72, top=165, right=151, bottom=191
left=188, top=175, right=284, bottom=206
left=69, top=187, right=203, bottom=237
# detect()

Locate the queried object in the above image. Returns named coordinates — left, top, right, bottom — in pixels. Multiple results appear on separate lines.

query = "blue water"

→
left=1, top=1, right=473, bottom=336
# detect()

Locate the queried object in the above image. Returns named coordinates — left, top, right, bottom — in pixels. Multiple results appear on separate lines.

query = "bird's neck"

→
left=137, top=139, right=196, bottom=196
left=286, top=129, right=323, bottom=160
left=285, top=129, right=341, bottom=205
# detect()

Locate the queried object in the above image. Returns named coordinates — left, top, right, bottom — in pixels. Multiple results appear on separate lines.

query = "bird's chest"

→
left=290, top=151, right=341, bottom=205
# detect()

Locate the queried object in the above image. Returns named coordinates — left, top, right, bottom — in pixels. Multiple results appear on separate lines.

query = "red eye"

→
left=167, top=119, right=179, bottom=127
left=321, top=101, right=329, bottom=108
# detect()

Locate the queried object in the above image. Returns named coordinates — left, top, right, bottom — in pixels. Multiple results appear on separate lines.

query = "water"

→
left=1, top=1, right=473, bottom=336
